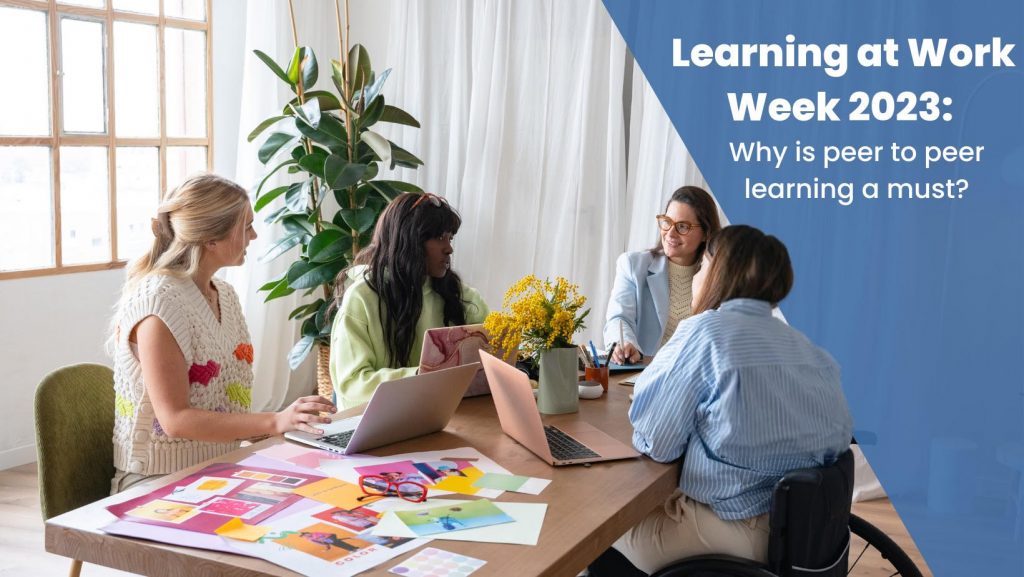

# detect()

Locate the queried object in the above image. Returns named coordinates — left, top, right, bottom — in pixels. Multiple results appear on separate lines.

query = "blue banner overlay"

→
left=602, top=1, right=1024, bottom=575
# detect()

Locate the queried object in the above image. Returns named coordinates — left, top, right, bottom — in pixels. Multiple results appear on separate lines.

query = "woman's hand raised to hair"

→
left=273, top=395, right=337, bottom=436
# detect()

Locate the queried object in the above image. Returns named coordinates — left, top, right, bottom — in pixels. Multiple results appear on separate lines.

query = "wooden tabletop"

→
left=45, top=374, right=677, bottom=577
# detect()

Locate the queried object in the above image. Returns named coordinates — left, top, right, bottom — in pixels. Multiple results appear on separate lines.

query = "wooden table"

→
left=45, top=374, right=677, bottom=577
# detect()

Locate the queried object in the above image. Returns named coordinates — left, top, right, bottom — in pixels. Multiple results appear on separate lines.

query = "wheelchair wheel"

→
left=847, top=514, right=924, bottom=577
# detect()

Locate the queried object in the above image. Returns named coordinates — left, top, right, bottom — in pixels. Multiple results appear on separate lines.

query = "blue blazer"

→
left=603, top=251, right=671, bottom=356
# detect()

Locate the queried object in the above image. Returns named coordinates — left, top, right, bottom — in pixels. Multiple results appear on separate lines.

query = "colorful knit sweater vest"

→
left=111, top=274, right=254, bottom=475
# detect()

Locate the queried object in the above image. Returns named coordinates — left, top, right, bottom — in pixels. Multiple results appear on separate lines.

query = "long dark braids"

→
left=338, top=193, right=467, bottom=368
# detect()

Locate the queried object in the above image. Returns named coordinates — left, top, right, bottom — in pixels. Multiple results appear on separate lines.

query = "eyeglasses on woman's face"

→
left=656, top=215, right=702, bottom=236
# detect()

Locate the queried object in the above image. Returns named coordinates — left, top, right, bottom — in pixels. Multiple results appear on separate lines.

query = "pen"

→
left=608, top=342, right=618, bottom=367
left=589, top=340, right=601, bottom=369
left=619, top=320, right=625, bottom=353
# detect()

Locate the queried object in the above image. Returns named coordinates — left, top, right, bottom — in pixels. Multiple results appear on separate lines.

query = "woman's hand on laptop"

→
left=274, top=395, right=337, bottom=435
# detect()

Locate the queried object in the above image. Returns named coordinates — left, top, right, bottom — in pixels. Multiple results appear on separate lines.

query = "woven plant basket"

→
left=316, top=344, right=333, bottom=399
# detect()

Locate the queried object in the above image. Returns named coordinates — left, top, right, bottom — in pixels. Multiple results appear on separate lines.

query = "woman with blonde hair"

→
left=108, top=174, right=334, bottom=493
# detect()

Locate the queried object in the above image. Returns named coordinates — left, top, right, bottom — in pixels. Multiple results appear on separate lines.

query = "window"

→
left=0, top=0, right=211, bottom=279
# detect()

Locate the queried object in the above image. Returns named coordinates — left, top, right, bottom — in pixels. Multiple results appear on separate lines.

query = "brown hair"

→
left=692, top=224, right=793, bottom=314
left=649, top=185, right=722, bottom=263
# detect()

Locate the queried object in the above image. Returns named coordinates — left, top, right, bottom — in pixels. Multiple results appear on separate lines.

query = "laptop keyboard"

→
left=544, top=426, right=600, bottom=461
left=319, top=429, right=355, bottom=449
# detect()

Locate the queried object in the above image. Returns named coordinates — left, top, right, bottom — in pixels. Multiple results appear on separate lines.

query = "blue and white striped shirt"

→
left=630, top=298, right=853, bottom=520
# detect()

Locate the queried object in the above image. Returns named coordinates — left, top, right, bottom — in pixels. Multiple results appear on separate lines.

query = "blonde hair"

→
left=108, top=174, right=249, bottom=352
left=126, top=173, right=250, bottom=286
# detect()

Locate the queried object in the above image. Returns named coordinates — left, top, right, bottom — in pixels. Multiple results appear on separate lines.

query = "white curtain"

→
left=377, top=0, right=629, bottom=346
left=225, top=0, right=729, bottom=409
left=226, top=1, right=341, bottom=411
left=623, top=63, right=726, bottom=250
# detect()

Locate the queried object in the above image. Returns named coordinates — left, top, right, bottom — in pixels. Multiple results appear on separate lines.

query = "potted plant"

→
left=484, top=275, right=590, bottom=414
left=249, top=0, right=424, bottom=395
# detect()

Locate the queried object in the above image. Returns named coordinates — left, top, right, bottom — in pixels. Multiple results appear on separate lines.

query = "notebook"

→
left=479, top=350, right=639, bottom=466
left=419, top=324, right=517, bottom=397
left=285, top=363, right=480, bottom=455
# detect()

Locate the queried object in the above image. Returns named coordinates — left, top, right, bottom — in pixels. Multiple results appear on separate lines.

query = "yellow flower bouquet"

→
left=484, top=275, right=590, bottom=356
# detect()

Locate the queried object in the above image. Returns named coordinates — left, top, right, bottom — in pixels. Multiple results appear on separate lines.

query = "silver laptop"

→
left=479, top=350, right=639, bottom=466
left=285, top=363, right=480, bottom=455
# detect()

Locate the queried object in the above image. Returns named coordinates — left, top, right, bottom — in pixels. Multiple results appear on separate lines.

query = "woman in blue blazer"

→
left=605, top=186, right=722, bottom=364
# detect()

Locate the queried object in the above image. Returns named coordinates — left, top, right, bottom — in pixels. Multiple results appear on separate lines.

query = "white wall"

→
left=0, top=0, right=248, bottom=471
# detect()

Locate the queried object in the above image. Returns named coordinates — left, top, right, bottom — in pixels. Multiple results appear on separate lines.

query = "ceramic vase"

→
left=537, top=347, right=579, bottom=414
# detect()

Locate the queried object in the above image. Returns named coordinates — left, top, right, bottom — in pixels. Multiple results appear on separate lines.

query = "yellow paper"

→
left=214, top=517, right=270, bottom=541
left=197, top=479, right=228, bottom=491
left=293, top=477, right=380, bottom=509
left=430, top=466, right=485, bottom=495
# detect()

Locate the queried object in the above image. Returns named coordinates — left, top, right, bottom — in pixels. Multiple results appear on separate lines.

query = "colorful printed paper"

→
left=472, top=472, right=551, bottom=495
left=374, top=500, right=548, bottom=546
left=429, top=466, right=485, bottom=495
left=107, top=462, right=325, bottom=534
left=389, top=547, right=487, bottom=577
left=393, top=499, right=514, bottom=537
left=223, top=503, right=427, bottom=577
left=319, top=447, right=511, bottom=500
left=293, top=477, right=380, bottom=510
left=255, top=443, right=347, bottom=470
left=215, top=517, right=271, bottom=542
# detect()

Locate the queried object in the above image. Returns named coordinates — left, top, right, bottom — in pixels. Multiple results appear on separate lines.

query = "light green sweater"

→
left=329, top=267, right=490, bottom=409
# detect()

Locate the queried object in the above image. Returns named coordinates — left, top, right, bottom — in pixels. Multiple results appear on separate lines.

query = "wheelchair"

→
left=591, top=450, right=924, bottom=577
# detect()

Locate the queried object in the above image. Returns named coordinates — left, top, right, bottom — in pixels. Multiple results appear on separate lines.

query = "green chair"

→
left=34, top=363, right=116, bottom=577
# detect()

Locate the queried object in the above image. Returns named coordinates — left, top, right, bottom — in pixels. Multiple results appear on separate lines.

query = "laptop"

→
left=419, top=324, right=517, bottom=397
left=479, top=350, right=640, bottom=466
left=285, top=363, right=480, bottom=455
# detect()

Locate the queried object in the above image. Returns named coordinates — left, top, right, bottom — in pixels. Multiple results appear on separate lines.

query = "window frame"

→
left=0, top=0, right=213, bottom=280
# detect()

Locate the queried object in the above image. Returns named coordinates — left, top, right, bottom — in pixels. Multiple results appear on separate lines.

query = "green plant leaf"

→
left=324, top=155, right=368, bottom=190
left=255, top=158, right=298, bottom=197
left=298, top=151, right=328, bottom=178
left=284, top=181, right=309, bottom=213
left=248, top=115, right=290, bottom=142
left=253, top=49, right=294, bottom=87
left=348, top=44, right=372, bottom=94
left=330, top=58, right=346, bottom=98
left=359, top=95, right=385, bottom=128
left=376, top=180, right=424, bottom=194
left=263, top=277, right=296, bottom=302
left=260, top=230, right=306, bottom=262
left=340, top=206, right=377, bottom=233
left=258, top=132, right=296, bottom=164
left=281, top=214, right=315, bottom=236
left=315, top=298, right=333, bottom=335
left=390, top=141, right=424, bottom=167
left=283, top=90, right=342, bottom=114
left=379, top=105, right=421, bottom=128
left=258, top=271, right=287, bottom=291
left=287, top=259, right=345, bottom=290
left=296, top=113, right=347, bottom=149
left=360, top=130, right=392, bottom=168
left=288, top=335, right=316, bottom=369
left=289, top=298, right=325, bottom=320
left=291, top=98, right=321, bottom=129
left=365, top=180, right=400, bottom=201
left=307, top=229, right=347, bottom=263
left=354, top=68, right=390, bottom=110
left=254, top=184, right=288, bottom=212
left=262, top=205, right=290, bottom=225
left=286, top=47, right=318, bottom=89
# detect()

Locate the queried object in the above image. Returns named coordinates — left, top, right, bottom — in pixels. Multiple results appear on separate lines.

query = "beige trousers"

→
left=613, top=490, right=771, bottom=574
